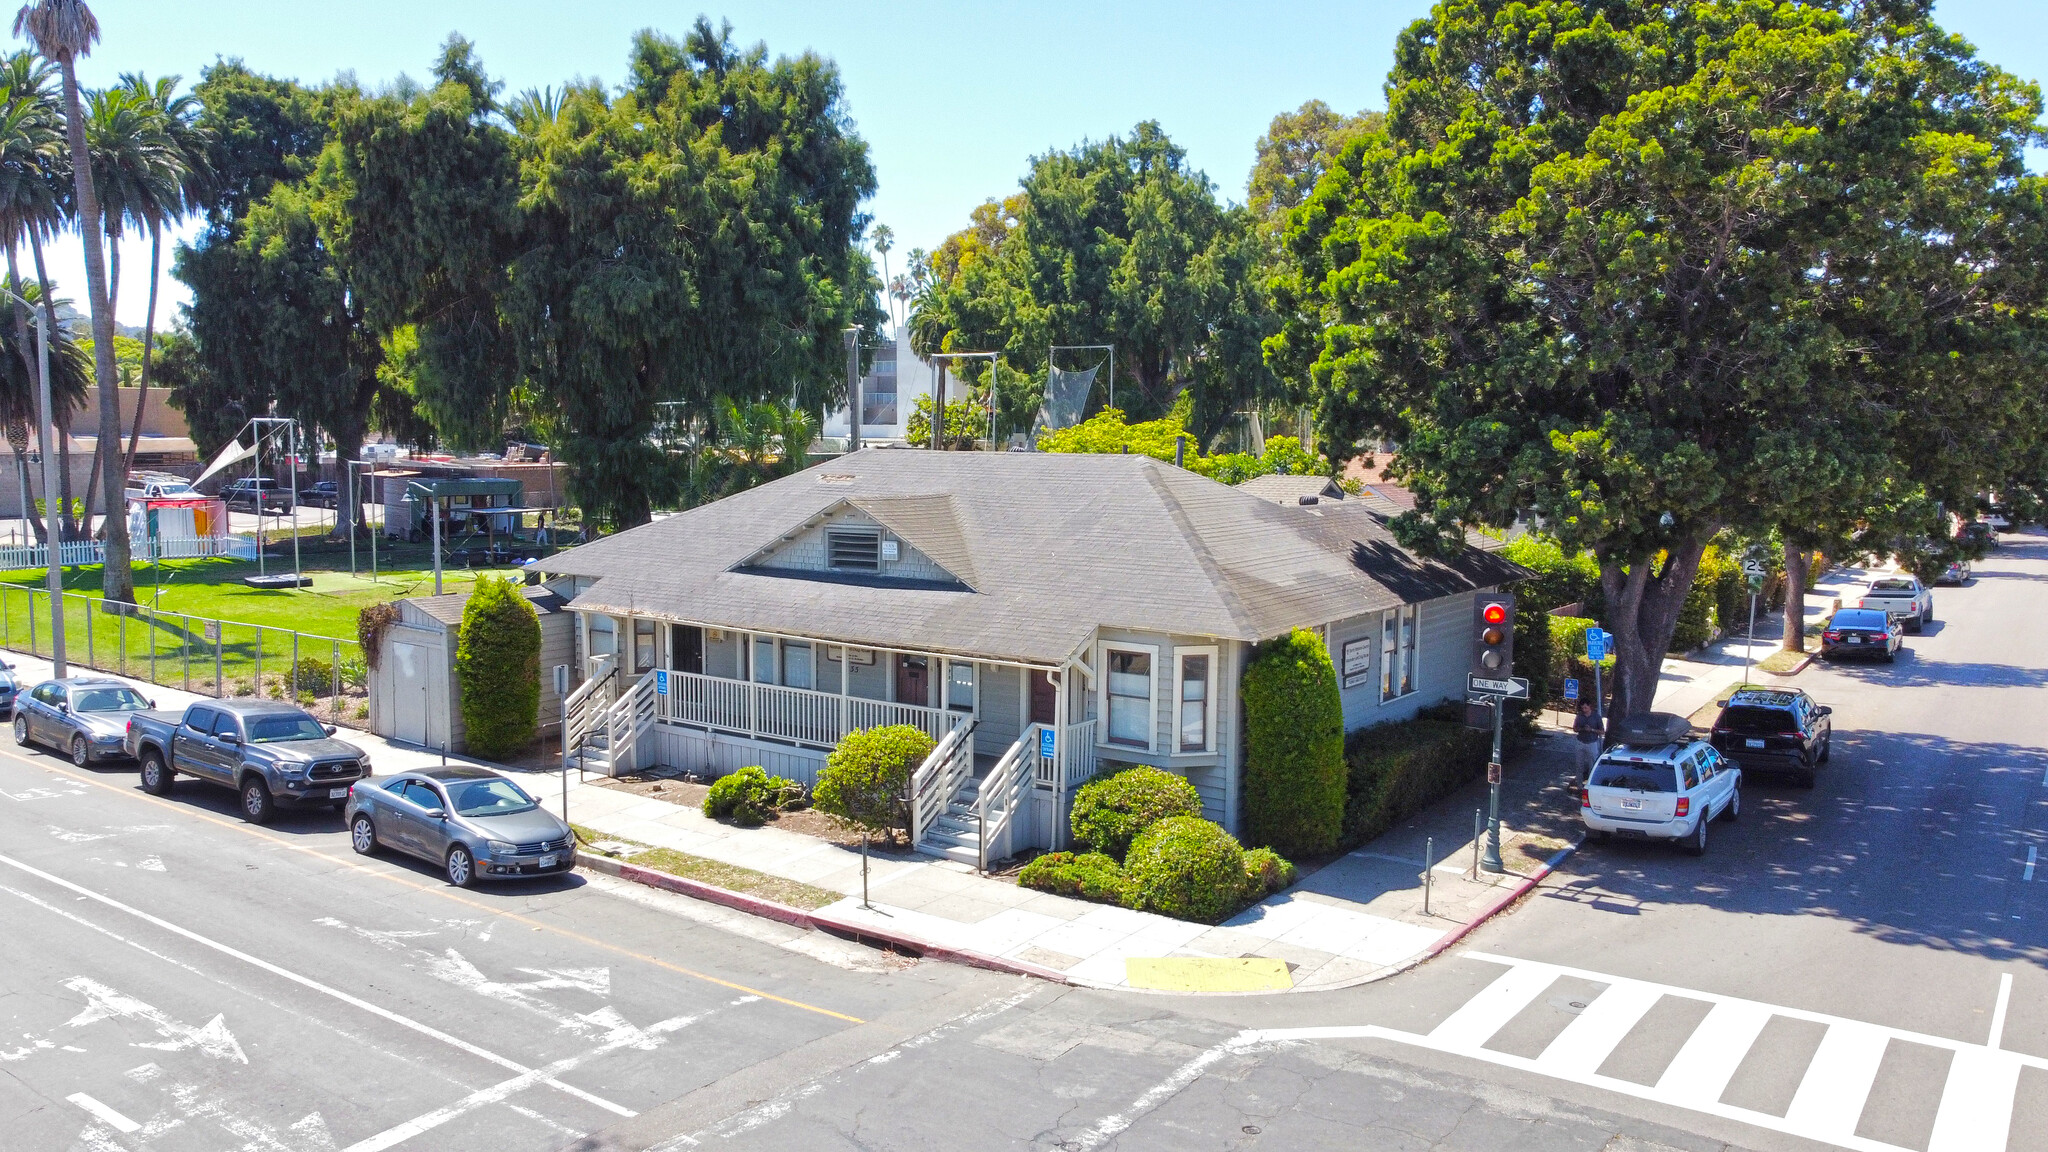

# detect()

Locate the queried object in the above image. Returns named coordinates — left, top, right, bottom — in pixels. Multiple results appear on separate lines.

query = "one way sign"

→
left=1467, top=674, right=1530, bottom=699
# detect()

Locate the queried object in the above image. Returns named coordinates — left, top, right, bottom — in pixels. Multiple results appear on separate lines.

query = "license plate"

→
left=1745, top=739, right=1765, bottom=749
left=538, top=853, right=559, bottom=869
left=327, top=787, right=349, bottom=799
left=1620, top=798, right=1643, bottom=810
left=1846, top=636, right=1862, bottom=644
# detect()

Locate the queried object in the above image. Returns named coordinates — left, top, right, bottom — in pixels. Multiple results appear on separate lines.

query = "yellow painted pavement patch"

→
left=1124, top=957, right=1293, bottom=992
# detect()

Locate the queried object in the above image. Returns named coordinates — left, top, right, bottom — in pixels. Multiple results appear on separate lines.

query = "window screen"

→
left=827, top=530, right=881, bottom=571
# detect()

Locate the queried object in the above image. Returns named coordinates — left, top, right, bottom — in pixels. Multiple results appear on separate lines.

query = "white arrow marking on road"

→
left=63, top=977, right=247, bottom=1063
left=67, top=1092, right=141, bottom=1134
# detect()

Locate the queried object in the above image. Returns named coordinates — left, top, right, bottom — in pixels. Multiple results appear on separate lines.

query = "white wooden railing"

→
left=911, top=713, right=976, bottom=848
left=1046, top=719, right=1096, bottom=850
left=656, top=668, right=954, bottom=749
left=606, top=668, right=660, bottom=773
left=977, top=723, right=1041, bottom=870
left=561, top=655, right=618, bottom=767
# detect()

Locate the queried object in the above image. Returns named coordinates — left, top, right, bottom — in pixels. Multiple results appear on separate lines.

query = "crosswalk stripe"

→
left=1926, top=1046, right=2022, bottom=1152
left=1539, top=979, right=1664, bottom=1080
left=1784, top=1021, right=1893, bottom=1141
left=1655, top=998, right=1776, bottom=1109
left=1427, top=961, right=1559, bottom=1049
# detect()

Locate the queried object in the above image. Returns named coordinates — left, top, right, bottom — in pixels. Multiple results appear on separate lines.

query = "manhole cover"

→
left=1242, top=1125, right=1263, bottom=1134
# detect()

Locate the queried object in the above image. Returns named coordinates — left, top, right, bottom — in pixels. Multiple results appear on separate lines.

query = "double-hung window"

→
left=946, top=661, right=975, bottom=711
left=1101, top=644, right=1157, bottom=749
left=1174, top=646, right=1217, bottom=754
left=1380, top=605, right=1418, bottom=701
left=752, top=636, right=777, bottom=684
left=782, top=641, right=813, bottom=690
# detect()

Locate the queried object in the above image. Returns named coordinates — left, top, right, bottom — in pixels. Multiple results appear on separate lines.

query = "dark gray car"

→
left=345, top=765, right=574, bottom=887
left=15, top=677, right=153, bottom=765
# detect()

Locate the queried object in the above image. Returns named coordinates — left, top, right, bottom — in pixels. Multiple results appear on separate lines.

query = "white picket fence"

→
left=0, top=534, right=256, bottom=569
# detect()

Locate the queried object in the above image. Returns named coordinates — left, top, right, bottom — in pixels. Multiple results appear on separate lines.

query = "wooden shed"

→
left=367, top=586, right=574, bottom=754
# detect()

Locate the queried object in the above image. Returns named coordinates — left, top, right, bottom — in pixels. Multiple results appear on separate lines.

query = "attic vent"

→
left=827, top=529, right=881, bottom=571
left=1298, top=495, right=1320, bottom=506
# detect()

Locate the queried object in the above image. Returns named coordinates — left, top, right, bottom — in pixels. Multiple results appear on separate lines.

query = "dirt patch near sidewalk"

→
left=590, top=768, right=918, bottom=852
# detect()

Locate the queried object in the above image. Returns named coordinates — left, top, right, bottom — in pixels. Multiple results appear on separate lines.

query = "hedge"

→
left=1546, top=616, right=1615, bottom=709
left=703, top=765, right=804, bottom=827
left=814, top=724, right=934, bottom=838
left=1242, top=628, right=1346, bottom=857
left=1499, top=535, right=1603, bottom=616
left=1069, top=766, right=1202, bottom=860
left=1122, top=816, right=1250, bottom=923
left=455, top=575, right=541, bottom=757
left=1341, top=718, right=1490, bottom=849
left=1512, top=601, right=1553, bottom=732
left=1017, top=851, right=1126, bottom=902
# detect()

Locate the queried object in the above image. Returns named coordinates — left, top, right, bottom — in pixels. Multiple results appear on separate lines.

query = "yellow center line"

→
left=12, top=752, right=865, bottom=1024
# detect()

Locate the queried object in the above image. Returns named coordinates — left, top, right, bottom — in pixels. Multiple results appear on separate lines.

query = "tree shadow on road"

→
left=1543, top=728, right=2048, bottom=966
left=1817, top=644, right=2048, bottom=689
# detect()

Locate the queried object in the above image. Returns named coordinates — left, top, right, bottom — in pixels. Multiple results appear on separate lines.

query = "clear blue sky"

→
left=27, top=0, right=2048, bottom=328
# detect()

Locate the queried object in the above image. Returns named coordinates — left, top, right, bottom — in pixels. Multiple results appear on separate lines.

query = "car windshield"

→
left=1831, top=611, right=1888, bottom=629
left=246, top=714, right=328, bottom=742
left=446, top=778, right=538, bottom=817
left=1869, top=578, right=1916, bottom=593
left=1719, top=706, right=1793, bottom=734
left=71, top=685, right=148, bottom=712
left=1590, top=762, right=1677, bottom=793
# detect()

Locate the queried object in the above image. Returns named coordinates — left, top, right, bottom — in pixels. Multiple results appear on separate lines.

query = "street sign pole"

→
left=1481, top=696, right=1506, bottom=873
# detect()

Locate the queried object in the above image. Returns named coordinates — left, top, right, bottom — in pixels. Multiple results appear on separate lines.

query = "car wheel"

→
left=12, top=714, right=29, bottom=747
left=139, top=751, right=173, bottom=796
left=239, top=778, right=275, bottom=824
left=1819, top=736, right=1832, bottom=764
left=445, top=844, right=476, bottom=888
left=1797, top=767, right=1817, bottom=790
left=1721, top=784, right=1740, bottom=822
left=69, top=735, right=88, bottom=767
left=1683, top=816, right=1708, bottom=857
left=1884, top=646, right=1897, bottom=663
left=350, top=815, right=378, bottom=856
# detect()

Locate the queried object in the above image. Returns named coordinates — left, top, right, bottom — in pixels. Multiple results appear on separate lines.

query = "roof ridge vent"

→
left=1298, top=494, right=1319, bottom=505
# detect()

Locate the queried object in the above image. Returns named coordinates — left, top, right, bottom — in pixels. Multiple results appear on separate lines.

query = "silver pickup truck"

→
left=126, top=700, right=372, bottom=823
left=1855, top=575, right=1934, bottom=633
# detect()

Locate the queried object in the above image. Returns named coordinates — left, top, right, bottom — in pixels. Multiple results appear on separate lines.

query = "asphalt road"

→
left=5, top=534, right=2044, bottom=1152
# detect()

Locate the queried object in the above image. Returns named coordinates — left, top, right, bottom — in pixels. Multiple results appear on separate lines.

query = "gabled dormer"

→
left=733, top=495, right=977, bottom=591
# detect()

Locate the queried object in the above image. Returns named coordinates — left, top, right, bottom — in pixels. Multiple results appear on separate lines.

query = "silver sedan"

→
left=14, top=677, right=153, bottom=766
left=344, top=765, right=575, bottom=887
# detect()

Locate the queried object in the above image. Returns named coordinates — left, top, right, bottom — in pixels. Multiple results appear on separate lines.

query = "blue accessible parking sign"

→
left=655, top=669, right=669, bottom=696
left=1564, top=678, right=1580, bottom=701
left=1039, top=727, right=1056, bottom=758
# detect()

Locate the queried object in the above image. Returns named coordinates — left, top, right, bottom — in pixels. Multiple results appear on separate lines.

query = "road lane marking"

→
left=0, top=850, right=636, bottom=1118
left=2026, top=847, right=2037, bottom=882
left=1782, top=1019, right=1890, bottom=1142
left=343, top=1007, right=717, bottom=1152
left=11, top=756, right=866, bottom=1024
left=63, top=976, right=247, bottom=1062
left=67, top=1092, right=140, bottom=1134
left=1989, top=972, right=2013, bottom=1049
left=1657, top=998, right=1775, bottom=1109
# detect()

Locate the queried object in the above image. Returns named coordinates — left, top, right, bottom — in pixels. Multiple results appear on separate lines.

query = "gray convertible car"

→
left=15, top=677, right=153, bottom=765
left=345, top=765, right=574, bottom=887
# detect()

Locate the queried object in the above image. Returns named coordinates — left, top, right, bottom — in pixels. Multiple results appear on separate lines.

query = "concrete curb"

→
left=576, top=849, right=1073, bottom=985
left=1411, top=838, right=1581, bottom=969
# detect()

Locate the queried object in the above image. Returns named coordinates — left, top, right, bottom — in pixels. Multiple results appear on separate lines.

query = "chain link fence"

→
left=0, top=585, right=368, bottom=724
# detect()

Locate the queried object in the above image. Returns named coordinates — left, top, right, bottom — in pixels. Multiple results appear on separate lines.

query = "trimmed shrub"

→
left=1670, top=562, right=1718, bottom=652
left=1342, top=719, right=1490, bottom=849
left=456, top=575, right=541, bottom=758
left=703, top=765, right=803, bottom=827
left=1069, top=765, right=1202, bottom=860
left=1242, top=629, right=1346, bottom=858
left=815, top=724, right=935, bottom=839
left=1122, top=816, right=1250, bottom=923
left=1017, top=852, right=1126, bottom=902
left=1546, top=616, right=1615, bottom=709
left=1241, top=847, right=1297, bottom=899
left=291, top=655, right=333, bottom=696
left=1512, top=601, right=1553, bottom=731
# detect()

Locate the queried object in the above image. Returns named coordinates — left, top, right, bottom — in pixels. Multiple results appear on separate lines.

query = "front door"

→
left=392, top=642, right=429, bottom=746
left=672, top=624, right=704, bottom=675
left=896, top=655, right=929, bottom=707
left=1029, top=670, right=1057, bottom=726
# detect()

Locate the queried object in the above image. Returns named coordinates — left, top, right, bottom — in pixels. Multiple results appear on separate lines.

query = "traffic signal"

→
left=1471, top=593, right=1516, bottom=678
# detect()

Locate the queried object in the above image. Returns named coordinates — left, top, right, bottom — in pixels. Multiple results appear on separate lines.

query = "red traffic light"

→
left=1483, top=603, right=1508, bottom=625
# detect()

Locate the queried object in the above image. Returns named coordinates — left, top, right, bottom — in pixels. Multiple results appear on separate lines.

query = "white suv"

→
left=1581, top=739, right=1741, bottom=856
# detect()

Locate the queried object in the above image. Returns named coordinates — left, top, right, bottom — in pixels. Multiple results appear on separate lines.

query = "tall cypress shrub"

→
left=1241, top=628, right=1345, bottom=857
left=456, top=575, right=541, bottom=757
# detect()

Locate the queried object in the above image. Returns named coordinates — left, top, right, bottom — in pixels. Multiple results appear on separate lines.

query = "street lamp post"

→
left=7, top=290, right=66, bottom=676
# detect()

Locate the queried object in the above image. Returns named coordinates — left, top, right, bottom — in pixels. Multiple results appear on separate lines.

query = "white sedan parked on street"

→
left=1581, top=739, right=1741, bottom=856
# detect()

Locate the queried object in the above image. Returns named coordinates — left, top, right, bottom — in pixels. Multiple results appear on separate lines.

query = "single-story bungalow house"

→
left=535, top=450, right=1523, bottom=864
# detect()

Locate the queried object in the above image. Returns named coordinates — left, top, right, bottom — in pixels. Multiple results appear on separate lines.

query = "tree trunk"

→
left=122, top=224, right=160, bottom=478
left=56, top=58, right=134, bottom=605
left=4, top=242, right=42, bottom=544
left=1597, top=534, right=1713, bottom=720
left=26, top=231, right=72, bottom=539
left=1780, top=541, right=1811, bottom=652
left=77, top=230, right=117, bottom=561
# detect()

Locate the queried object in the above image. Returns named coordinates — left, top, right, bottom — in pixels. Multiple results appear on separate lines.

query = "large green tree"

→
left=1274, top=0, right=2048, bottom=717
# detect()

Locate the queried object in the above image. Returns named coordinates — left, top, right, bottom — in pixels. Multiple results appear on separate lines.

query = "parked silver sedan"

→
left=14, top=677, right=154, bottom=766
left=344, top=765, right=574, bottom=887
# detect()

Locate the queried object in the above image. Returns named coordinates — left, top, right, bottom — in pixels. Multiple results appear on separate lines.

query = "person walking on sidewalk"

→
left=1573, top=701, right=1604, bottom=779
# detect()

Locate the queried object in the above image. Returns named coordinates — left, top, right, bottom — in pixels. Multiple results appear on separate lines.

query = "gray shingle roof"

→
left=538, top=450, right=1525, bottom=665
left=408, top=586, right=567, bottom=628
left=1237, top=474, right=1345, bottom=504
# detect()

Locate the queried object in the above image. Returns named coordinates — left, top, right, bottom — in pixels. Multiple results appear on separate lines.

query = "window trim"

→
left=1096, top=641, right=1160, bottom=752
left=1172, top=644, right=1218, bottom=756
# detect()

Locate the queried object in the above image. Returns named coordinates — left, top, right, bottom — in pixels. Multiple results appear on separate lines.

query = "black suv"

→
left=1708, top=688, right=1832, bottom=788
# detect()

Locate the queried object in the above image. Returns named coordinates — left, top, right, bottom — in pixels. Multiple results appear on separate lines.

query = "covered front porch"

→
left=563, top=613, right=1098, bottom=864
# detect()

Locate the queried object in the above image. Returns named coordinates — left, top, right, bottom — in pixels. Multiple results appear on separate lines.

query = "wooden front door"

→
left=671, top=624, right=703, bottom=674
left=896, top=655, right=929, bottom=706
left=1029, top=669, right=1057, bottom=726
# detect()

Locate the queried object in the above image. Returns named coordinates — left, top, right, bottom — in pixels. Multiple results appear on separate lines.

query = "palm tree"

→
left=871, top=223, right=894, bottom=328
left=0, top=49, right=60, bottom=538
left=15, top=0, right=134, bottom=601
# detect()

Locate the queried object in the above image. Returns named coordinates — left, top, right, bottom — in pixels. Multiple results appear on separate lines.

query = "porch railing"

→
left=561, top=654, right=617, bottom=766
left=977, top=722, right=1041, bottom=870
left=655, top=667, right=954, bottom=750
left=911, top=712, right=976, bottom=848
left=1045, top=718, right=1096, bottom=850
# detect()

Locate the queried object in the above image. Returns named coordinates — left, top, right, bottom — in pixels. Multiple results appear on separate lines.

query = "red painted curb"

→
left=1416, top=839, right=1581, bottom=966
left=578, top=850, right=1073, bottom=985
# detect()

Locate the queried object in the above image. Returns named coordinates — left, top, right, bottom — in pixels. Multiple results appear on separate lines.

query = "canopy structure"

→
left=402, top=477, right=523, bottom=505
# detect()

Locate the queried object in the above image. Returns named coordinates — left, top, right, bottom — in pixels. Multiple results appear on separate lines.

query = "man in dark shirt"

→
left=1573, top=701, right=1604, bottom=778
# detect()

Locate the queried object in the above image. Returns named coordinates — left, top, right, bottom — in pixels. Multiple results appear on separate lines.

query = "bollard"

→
left=1424, top=836, right=1434, bottom=916
left=1472, top=809, right=1483, bottom=880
